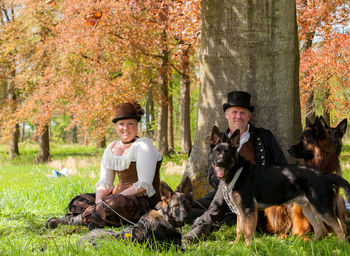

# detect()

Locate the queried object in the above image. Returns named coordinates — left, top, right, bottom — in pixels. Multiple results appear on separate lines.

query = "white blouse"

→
left=96, top=137, right=162, bottom=197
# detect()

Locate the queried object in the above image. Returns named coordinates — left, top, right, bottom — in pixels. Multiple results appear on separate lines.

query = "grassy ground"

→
left=0, top=142, right=350, bottom=255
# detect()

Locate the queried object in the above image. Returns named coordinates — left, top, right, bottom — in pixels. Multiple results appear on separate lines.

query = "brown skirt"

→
left=66, top=192, right=160, bottom=228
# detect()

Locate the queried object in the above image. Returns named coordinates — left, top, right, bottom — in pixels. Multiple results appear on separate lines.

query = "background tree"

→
left=13, top=1, right=60, bottom=162
left=0, top=0, right=20, bottom=159
left=169, top=1, right=200, bottom=154
left=183, top=0, right=301, bottom=197
left=297, top=0, right=350, bottom=124
left=179, top=44, right=193, bottom=154
left=168, top=76, right=174, bottom=153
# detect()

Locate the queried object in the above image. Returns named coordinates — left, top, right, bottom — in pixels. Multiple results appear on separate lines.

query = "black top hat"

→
left=112, top=102, right=145, bottom=123
left=223, top=91, right=254, bottom=112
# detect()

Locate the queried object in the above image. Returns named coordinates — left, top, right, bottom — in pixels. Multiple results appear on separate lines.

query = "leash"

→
left=228, top=167, right=243, bottom=191
left=193, top=200, right=208, bottom=210
left=222, top=167, right=243, bottom=215
left=102, top=199, right=136, bottom=225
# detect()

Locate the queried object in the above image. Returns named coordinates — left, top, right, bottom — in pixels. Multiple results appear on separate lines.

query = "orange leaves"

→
left=45, top=0, right=57, bottom=8
left=297, top=0, right=349, bottom=45
left=297, top=0, right=350, bottom=121
left=85, top=9, right=103, bottom=29
left=299, top=32, right=350, bottom=119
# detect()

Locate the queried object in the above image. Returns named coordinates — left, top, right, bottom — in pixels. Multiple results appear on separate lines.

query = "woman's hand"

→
left=119, top=185, right=146, bottom=197
left=95, top=185, right=111, bottom=204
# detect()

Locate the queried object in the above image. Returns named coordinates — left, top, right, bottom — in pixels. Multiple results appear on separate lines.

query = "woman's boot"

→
left=46, top=214, right=83, bottom=229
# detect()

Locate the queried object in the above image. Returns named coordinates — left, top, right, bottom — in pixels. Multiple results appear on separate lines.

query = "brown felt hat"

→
left=112, top=102, right=144, bottom=123
left=223, top=91, right=254, bottom=112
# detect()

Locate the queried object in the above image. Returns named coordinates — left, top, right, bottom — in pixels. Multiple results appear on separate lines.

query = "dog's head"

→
left=210, top=126, right=240, bottom=182
left=287, top=116, right=333, bottom=160
left=156, top=177, right=193, bottom=227
left=319, top=116, right=347, bottom=156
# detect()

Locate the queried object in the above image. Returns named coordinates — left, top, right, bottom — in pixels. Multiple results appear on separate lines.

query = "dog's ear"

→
left=160, top=181, right=174, bottom=200
left=313, top=116, right=328, bottom=138
left=336, top=119, right=348, bottom=138
left=319, top=116, right=329, bottom=128
left=313, top=116, right=321, bottom=130
left=176, top=176, right=193, bottom=200
left=305, top=117, right=312, bottom=127
left=230, top=129, right=240, bottom=148
left=210, top=126, right=222, bottom=147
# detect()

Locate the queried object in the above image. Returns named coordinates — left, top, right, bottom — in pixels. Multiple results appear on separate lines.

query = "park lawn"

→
left=0, top=142, right=349, bottom=255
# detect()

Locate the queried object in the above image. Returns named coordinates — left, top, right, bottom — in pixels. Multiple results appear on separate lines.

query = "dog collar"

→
left=222, top=167, right=243, bottom=215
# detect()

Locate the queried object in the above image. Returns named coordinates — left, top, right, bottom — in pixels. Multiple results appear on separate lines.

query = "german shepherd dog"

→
left=210, top=126, right=350, bottom=246
left=289, top=116, right=347, bottom=176
left=80, top=177, right=193, bottom=247
left=320, top=116, right=347, bottom=156
left=286, top=116, right=348, bottom=237
left=265, top=117, right=348, bottom=237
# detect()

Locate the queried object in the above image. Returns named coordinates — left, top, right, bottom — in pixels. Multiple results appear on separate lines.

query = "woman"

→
left=46, top=102, right=162, bottom=229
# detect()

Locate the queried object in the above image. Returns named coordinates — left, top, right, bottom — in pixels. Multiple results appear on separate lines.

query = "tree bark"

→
left=145, top=90, right=154, bottom=137
left=37, top=124, right=51, bottom=163
left=180, top=45, right=192, bottom=154
left=168, top=79, right=174, bottom=153
left=322, top=87, right=331, bottom=125
left=302, top=23, right=316, bottom=123
left=183, top=0, right=301, bottom=198
left=71, top=125, right=78, bottom=143
left=21, top=122, right=25, bottom=142
left=305, top=89, right=315, bottom=123
left=10, top=123, right=19, bottom=160
left=8, top=70, right=19, bottom=159
left=157, top=29, right=169, bottom=156
left=96, top=136, right=106, bottom=148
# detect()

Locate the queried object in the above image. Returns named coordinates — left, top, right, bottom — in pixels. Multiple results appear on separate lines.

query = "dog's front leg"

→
left=235, top=215, right=242, bottom=243
left=242, top=209, right=258, bottom=246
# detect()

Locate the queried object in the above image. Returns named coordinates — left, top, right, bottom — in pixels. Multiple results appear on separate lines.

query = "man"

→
left=184, top=90, right=288, bottom=242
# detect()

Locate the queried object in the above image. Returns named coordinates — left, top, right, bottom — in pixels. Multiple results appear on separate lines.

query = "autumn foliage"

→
left=0, top=0, right=348, bottom=147
left=0, top=0, right=200, bottom=143
left=297, top=0, right=349, bottom=124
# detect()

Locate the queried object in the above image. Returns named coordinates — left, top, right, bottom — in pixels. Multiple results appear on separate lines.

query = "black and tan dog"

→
left=80, top=177, right=193, bottom=247
left=210, top=126, right=350, bottom=246
left=286, top=116, right=348, bottom=236
left=320, top=116, right=347, bottom=156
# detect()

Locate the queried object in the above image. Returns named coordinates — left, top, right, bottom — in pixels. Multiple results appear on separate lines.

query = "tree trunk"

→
left=10, top=123, right=19, bottom=160
left=157, top=30, right=169, bottom=156
left=302, top=27, right=316, bottom=123
left=305, top=89, right=315, bottom=123
left=322, top=87, right=331, bottom=125
left=72, top=125, right=78, bottom=143
left=8, top=70, right=19, bottom=159
left=21, top=122, right=25, bottom=141
left=37, top=124, right=51, bottom=163
left=168, top=79, right=174, bottom=153
left=96, top=136, right=106, bottom=148
left=183, top=0, right=301, bottom=198
left=180, top=45, right=192, bottom=154
left=145, top=90, right=154, bottom=137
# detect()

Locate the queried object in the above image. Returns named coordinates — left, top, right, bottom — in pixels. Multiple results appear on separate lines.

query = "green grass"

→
left=0, top=142, right=350, bottom=255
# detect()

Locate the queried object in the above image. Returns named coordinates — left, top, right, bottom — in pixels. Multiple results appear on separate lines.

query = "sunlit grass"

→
left=0, top=142, right=350, bottom=255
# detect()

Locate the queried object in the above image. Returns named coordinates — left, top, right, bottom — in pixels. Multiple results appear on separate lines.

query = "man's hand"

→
left=181, top=222, right=211, bottom=247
